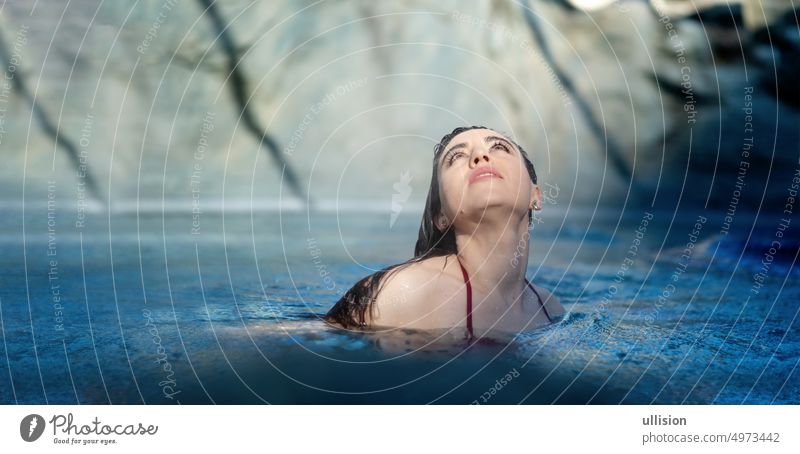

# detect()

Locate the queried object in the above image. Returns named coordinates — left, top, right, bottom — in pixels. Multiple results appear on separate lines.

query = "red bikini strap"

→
left=525, top=278, right=553, bottom=322
left=455, top=256, right=474, bottom=338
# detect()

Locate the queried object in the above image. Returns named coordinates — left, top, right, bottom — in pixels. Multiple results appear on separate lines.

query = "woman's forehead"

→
left=450, top=128, right=503, bottom=143
left=439, top=128, right=516, bottom=158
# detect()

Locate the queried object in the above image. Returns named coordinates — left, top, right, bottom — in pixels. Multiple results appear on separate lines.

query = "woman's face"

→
left=436, top=128, right=540, bottom=230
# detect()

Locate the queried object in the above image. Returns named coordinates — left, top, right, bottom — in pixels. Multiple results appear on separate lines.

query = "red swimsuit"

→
left=455, top=256, right=553, bottom=340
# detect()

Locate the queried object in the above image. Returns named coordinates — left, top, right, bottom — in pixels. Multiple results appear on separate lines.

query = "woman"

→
left=324, top=126, right=564, bottom=342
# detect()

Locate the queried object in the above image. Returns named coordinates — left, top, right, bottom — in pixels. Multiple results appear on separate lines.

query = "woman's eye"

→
left=492, top=142, right=510, bottom=152
left=448, top=152, right=464, bottom=165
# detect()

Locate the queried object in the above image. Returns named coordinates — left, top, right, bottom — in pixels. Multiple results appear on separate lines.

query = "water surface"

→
left=0, top=206, right=797, bottom=404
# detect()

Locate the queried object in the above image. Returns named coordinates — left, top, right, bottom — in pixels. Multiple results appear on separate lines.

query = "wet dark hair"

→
left=323, top=126, right=538, bottom=329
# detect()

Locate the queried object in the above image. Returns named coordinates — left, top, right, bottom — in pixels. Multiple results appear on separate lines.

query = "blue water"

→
left=0, top=205, right=798, bottom=404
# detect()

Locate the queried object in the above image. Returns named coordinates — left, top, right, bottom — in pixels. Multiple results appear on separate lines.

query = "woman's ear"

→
left=435, top=213, right=450, bottom=231
left=530, top=184, right=543, bottom=211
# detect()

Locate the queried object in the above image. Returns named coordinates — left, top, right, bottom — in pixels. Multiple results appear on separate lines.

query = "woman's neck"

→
left=454, top=212, right=532, bottom=308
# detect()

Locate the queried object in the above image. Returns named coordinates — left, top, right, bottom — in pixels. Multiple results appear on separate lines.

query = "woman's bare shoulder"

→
left=368, top=255, right=463, bottom=327
left=380, top=255, right=462, bottom=290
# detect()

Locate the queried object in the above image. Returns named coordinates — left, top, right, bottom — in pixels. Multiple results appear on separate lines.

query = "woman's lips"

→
left=469, top=166, right=503, bottom=185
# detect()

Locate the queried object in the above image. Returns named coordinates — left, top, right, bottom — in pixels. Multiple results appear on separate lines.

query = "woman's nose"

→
left=471, top=150, right=490, bottom=167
